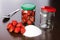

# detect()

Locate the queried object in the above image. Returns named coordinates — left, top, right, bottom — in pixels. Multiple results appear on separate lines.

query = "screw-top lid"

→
left=41, top=6, right=56, bottom=12
left=21, top=3, right=36, bottom=10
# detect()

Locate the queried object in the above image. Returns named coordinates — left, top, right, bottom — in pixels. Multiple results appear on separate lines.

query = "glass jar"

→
left=40, top=6, right=56, bottom=30
left=21, top=3, right=36, bottom=25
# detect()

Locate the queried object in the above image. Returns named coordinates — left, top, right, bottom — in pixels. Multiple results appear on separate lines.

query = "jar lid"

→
left=41, top=6, right=56, bottom=12
left=21, top=3, right=36, bottom=10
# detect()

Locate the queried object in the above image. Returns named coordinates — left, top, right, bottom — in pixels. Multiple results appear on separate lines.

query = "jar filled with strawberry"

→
left=21, top=3, right=36, bottom=25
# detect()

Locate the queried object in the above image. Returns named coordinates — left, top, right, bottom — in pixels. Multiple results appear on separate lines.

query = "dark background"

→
left=50, top=0, right=60, bottom=40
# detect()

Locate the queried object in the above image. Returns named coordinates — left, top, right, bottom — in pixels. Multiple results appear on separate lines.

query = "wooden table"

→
left=0, top=11, right=58, bottom=40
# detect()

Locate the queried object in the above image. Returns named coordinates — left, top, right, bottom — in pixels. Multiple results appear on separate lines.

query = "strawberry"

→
left=22, top=10, right=27, bottom=14
left=12, top=20, right=18, bottom=26
left=7, top=23, right=13, bottom=29
left=21, top=26, right=25, bottom=34
left=14, top=27, right=20, bottom=33
left=23, top=14, right=28, bottom=19
left=16, top=22, right=22, bottom=27
left=22, top=10, right=26, bottom=15
left=22, top=10, right=24, bottom=15
left=22, top=18, right=27, bottom=23
left=9, top=26, right=14, bottom=32
left=31, top=11, right=35, bottom=16
left=27, top=20, right=32, bottom=25
left=27, top=10, right=32, bottom=16
left=30, top=16, right=34, bottom=22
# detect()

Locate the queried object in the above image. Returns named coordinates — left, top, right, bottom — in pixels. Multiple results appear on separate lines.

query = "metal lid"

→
left=21, top=3, right=36, bottom=10
left=41, top=6, right=56, bottom=12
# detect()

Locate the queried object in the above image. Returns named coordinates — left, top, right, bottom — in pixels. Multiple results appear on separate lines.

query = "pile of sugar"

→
left=23, top=25, right=42, bottom=37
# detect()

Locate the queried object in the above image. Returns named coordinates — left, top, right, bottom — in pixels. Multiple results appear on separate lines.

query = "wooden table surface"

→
left=0, top=9, right=59, bottom=40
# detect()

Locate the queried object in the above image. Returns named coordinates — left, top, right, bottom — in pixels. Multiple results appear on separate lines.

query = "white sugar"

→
left=23, top=25, right=42, bottom=37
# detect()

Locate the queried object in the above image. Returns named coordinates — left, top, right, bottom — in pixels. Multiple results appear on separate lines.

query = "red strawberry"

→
left=22, top=10, right=24, bottom=14
left=22, top=10, right=28, bottom=14
left=21, top=26, right=25, bottom=34
left=16, top=22, right=22, bottom=27
left=9, top=26, right=14, bottom=32
left=27, top=10, right=32, bottom=16
left=12, top=20, right=17, bottom=26
left=30, top=16, right=34, bottom=22
left=21, top=25, right=25, bottom=28
left=22, top=18, right=27, bottom=23
left=14, top=27, right=20, bottom=33
left=27, top=20, right=32, bottom=25
left=7, top=23, right=13, bottom=29
left=32, top=11, right=35, bottom=16
left=23, top=14, right=28, bottom=19
left=22, top=10, right=26, bottom=15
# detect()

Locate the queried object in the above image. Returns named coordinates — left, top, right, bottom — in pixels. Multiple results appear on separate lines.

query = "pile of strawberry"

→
left=7, top=20, right=26, bottom=34
left=22, top=10, right=35, bottom=25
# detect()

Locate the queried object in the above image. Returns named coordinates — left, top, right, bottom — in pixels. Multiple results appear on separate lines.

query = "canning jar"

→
left=40, top=6, right=56, bottom=30
left=21, top=3, right=36, bottom=25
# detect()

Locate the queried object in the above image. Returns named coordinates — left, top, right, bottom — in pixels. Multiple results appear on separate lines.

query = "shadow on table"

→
left=7, top=30, right=23, bottom=37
